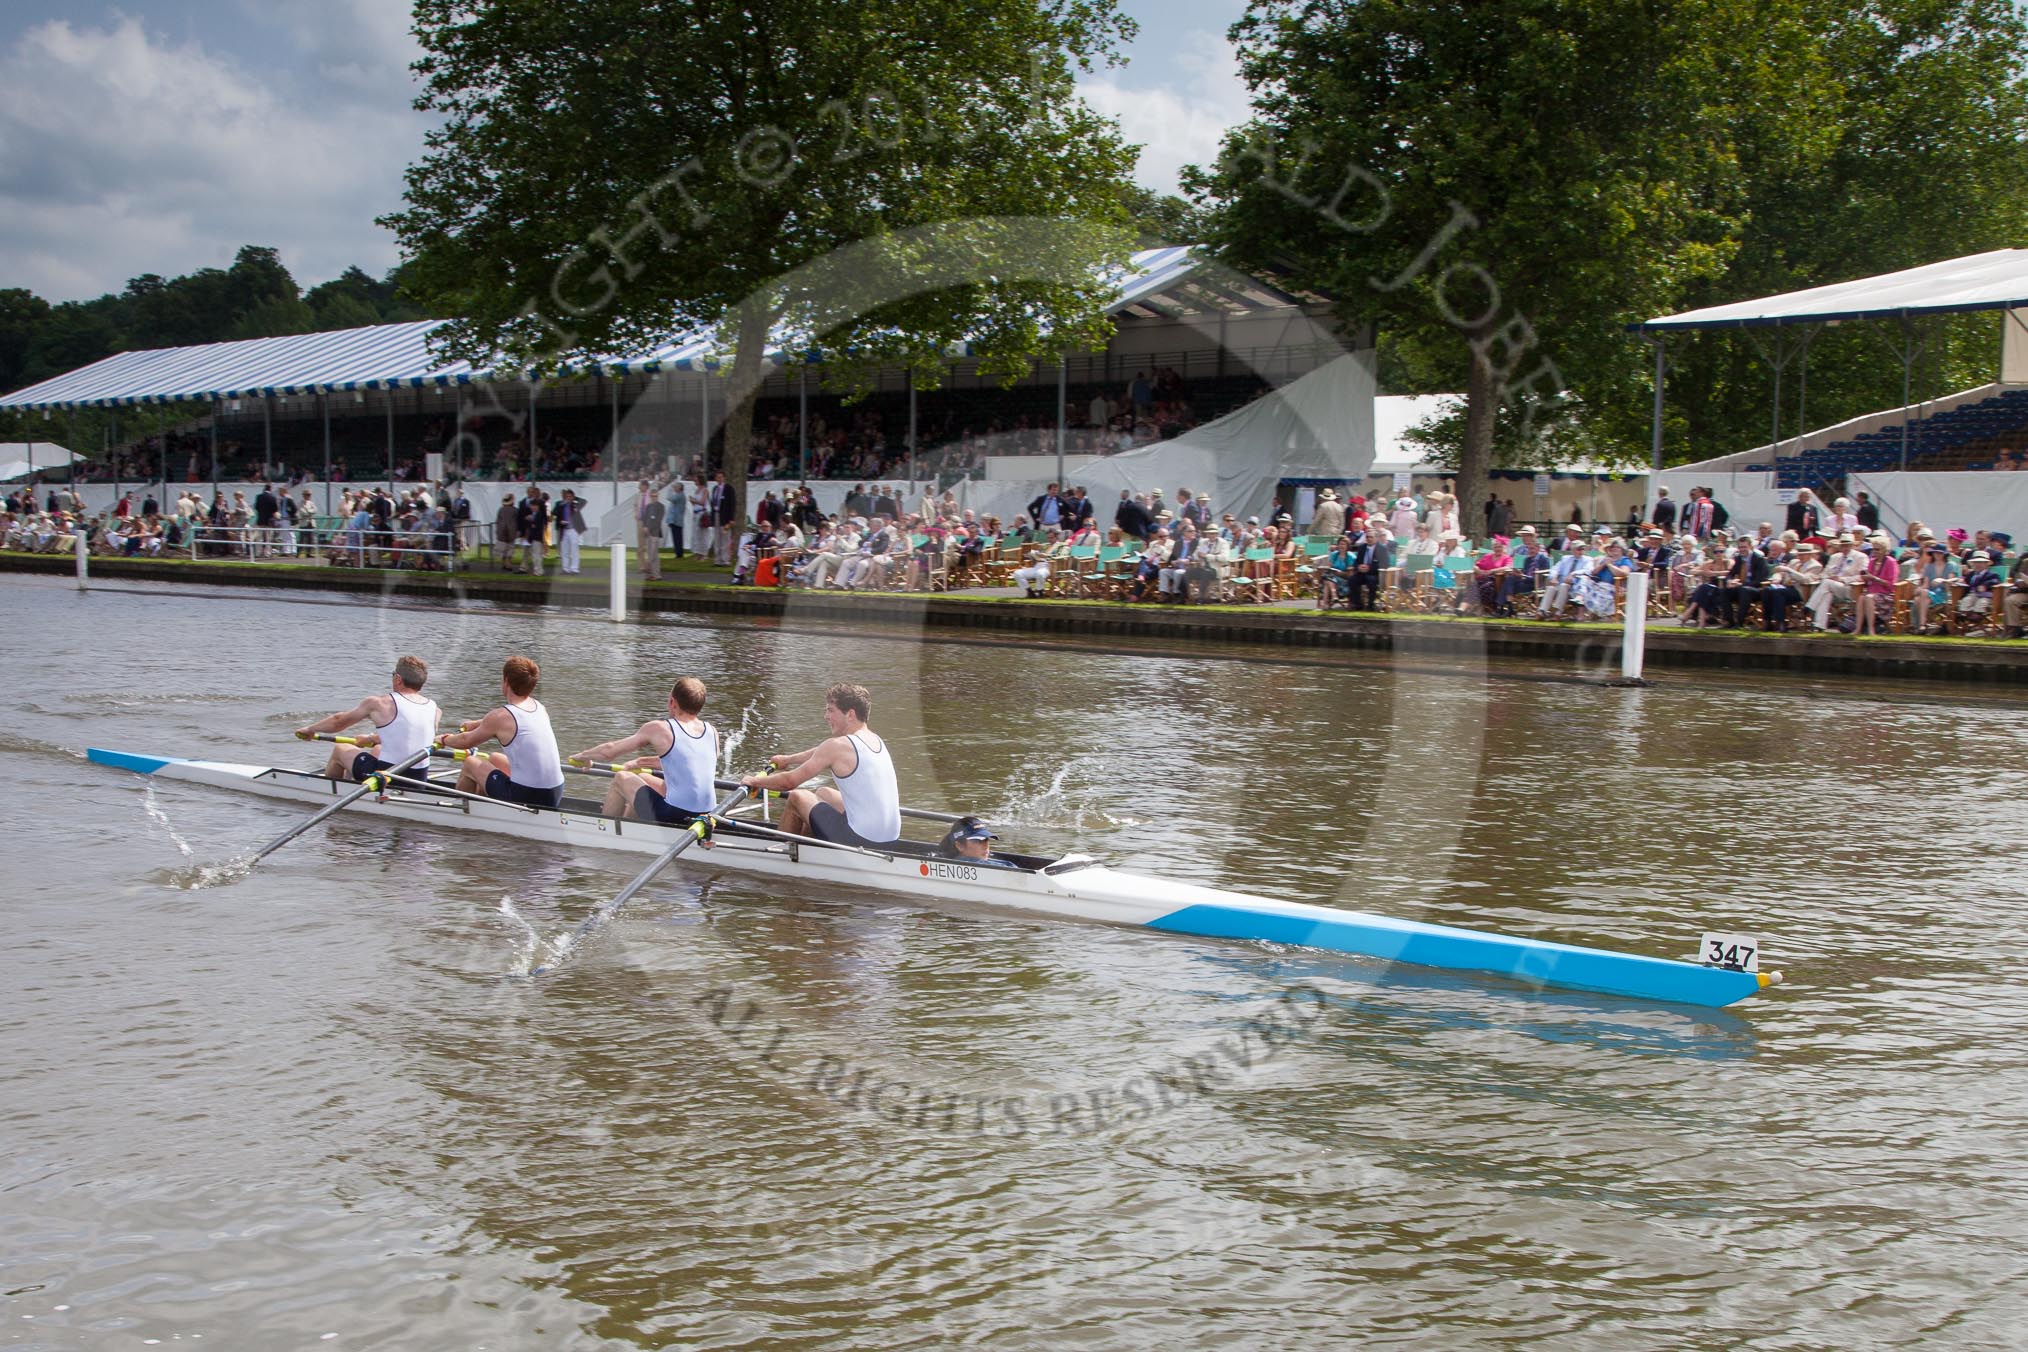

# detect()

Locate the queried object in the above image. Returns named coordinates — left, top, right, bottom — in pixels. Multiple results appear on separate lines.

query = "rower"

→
left=439, top=655, right=566, bottom=808
left=568, top=676, right=720, bottom=827
left=294, top=654, right=440, bottom=785
left=741, top=682, right=900, bottom=847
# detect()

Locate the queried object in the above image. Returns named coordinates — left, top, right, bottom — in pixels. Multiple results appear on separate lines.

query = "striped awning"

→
left=0, top=247, right=1223, bottom=411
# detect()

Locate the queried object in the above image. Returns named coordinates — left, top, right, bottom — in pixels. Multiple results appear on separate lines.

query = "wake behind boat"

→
left=87, top=745, right=1782, bottom=1009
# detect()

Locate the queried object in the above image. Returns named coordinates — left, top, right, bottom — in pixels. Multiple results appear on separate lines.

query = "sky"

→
left=0, top=0, right=1253, bottom=305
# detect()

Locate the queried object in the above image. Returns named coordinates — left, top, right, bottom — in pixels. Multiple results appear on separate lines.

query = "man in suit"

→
left=637, top=488, right=665, bottom=579
left=664, top=481, right=687, bottom=558
left=1156, top=524, right=1200, bottom=601
left=493, top=494, right=519, bottom=570
left=1068, top=486, right=1095, bottom=529
left=253, top=483, right=280, bottom=557
left=1114, top=491, right=1154, bottom=541
left=1785, top=488, right=1821, bottom=539
left=1717, top=536, right=1770, bottom=627
left=554, top=489, right=585, bottom=574
left=1343, top=531, right=1389, bottom=610
left=1028, top=483, right=1066, bottom=532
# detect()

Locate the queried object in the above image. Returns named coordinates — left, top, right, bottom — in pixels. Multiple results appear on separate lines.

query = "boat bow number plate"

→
left=1699, top=931, right=1760, bottom=973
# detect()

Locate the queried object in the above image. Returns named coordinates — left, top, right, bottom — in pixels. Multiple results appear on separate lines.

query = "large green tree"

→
left=1191, top=0, right=1838, bottom=517
left=1648, top=0, right=2028, bottom=466
left=384, top=0, right=1140, bottom=509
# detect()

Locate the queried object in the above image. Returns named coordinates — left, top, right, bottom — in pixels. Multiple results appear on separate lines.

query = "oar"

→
left=251, top=745, right=434, bottom=864
left=531, top=783, right=751, bottom=977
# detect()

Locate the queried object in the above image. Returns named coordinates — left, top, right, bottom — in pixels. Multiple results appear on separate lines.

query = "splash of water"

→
left=498, top=895, right=567, bottom=977
left=153, top=853, right=256, bottom=890
left=141, top=783, right=194, bottom=858
left=719, top=696, right=765, bottom=776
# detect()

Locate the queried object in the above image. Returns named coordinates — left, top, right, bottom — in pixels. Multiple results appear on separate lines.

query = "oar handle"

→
left=710, top=775, right=964, bottom=825
left=252, top=744, right=434, bottom=864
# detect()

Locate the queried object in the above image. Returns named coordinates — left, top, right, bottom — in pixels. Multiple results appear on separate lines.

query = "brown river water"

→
left=2, top=573, right=2027, bottom=1349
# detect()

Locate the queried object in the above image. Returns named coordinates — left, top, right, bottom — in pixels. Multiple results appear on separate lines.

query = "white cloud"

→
left=0, top=14, right=430, bottom=301
left=1080, top=30, right=1252, bottom=197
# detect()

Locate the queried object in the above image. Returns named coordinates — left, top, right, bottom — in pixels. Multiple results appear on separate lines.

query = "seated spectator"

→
left=1472, top=536, right=1514, bottom=614
left=1498, top=533, right=1550, bottom=615
left=1754, top=541, right=1820, bottom=631
left=1856, top=533, right=1899, bottom=635
left=1807, top=534, right=1868, bottom=630
left=1908, top=538, right=1957, bottom=634
left=1680, top=542, right=1731, bottom=627
left=1960, top=550, right=1999, bottom=621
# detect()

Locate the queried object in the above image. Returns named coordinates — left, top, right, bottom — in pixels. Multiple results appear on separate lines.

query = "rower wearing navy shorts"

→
left=439, top=655, right=567, bottom=808
left=295, top=655, right=441, bottom=785
left=743, top=682, right=901, bottom=848
left=569, top=676, right=720, bottom=827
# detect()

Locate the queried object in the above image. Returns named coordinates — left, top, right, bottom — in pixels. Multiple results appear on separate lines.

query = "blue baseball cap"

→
left=953, top=820, right=998, bottom=842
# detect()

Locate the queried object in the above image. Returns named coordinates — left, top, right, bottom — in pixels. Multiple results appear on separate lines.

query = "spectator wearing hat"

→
left=1310, top=488, right=1345, bottom=540
left=1910, top=537, right=1958, bottom=633
left=1754, top=541, right=1819, bottom=630
left=1960, top=551, right=2000, bottom=621
left=1632, top=528, right=1674, bottom=573
left=1807, top=534, right=1867, bottom=629
left=1857, top=533, right=1899, bottom=635
left=1537, top=538, right=1591, bottom=618
left=2003, top=552, right=2028, bottom=638
left=1499, top=532, right=1550, bottom=614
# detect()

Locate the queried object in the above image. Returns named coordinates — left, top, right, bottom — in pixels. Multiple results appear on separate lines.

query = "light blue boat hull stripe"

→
left=1146, top=904, right=1761, bottom=1009
left=87, top=748, right=181, bottom=776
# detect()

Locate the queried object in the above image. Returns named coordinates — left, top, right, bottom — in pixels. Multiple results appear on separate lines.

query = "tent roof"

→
left=0, top=247, right=1250, bottom=412
left=0, top=442, right=79, bottom=481
left=1637, top=248, right=2028, bottom=332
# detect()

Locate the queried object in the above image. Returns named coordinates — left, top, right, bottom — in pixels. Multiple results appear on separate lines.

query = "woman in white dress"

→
left=1388, top=495, right=1419, bottom=539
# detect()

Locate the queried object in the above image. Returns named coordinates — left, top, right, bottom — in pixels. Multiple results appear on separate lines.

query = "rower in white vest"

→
left=440, top=655, right=567, bottom=808
left=568, top=675, right=721, bottom=827
left=743, top=682, right=901, bottom=846
left=295, top=654, right=441, bottom=785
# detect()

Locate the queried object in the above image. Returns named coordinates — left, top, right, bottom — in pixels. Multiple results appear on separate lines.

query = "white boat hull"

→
left=88, top=748, right=1774, bottom=1008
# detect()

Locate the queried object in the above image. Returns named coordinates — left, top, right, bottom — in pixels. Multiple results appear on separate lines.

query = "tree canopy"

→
left=385, top=0, right=1143, bottom=505
left=1192, top=0, right=2028, bottom=514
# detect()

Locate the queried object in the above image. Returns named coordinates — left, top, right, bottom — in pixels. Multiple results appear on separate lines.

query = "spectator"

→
left=1785, top=488, right=1821, bottom=538
left=1113, top=490, right=1153, bottom=541
left=494, top=493, right=519, bottom=571
left=1310, top=488, right=1345, bottom=540
left=1651, top=488, right=1677, bottom=531
left=1808, top=534, right=1867, bottom=629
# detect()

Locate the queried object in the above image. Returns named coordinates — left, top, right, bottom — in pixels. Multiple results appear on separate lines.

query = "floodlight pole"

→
left=1055, top=354, right=1068, bottom=486
left=321, top=393, right=332, bottom=514
left=1648, top=335, right=1666, bottom=473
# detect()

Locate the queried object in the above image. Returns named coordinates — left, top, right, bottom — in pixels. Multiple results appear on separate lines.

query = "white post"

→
left=75, top=527, right=88, bottom=589
left=610, top=538, right=626, bottom=622
left=1622, top=573, right=1649, bottom=682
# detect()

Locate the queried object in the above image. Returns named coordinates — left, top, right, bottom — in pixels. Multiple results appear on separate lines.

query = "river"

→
left=2, top=574, right=2025, bottom=1349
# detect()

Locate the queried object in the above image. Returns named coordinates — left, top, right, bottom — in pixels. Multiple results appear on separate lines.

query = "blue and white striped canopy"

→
left=0, top=247, right=1207, bottom=411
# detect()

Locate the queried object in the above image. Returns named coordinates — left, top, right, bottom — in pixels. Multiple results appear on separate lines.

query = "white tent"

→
left=0, top=443, right=79, bottom=481
left=963, top=353, right=1377, bottom=526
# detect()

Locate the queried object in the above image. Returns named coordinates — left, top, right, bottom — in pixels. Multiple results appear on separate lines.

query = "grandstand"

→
left=0, top=247, right=1357, bottom=495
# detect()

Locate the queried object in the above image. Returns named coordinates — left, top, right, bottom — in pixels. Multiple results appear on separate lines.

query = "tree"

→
left=1191, top=0, right=1836, bottom=518
left=384, top=0, right=1141, bottom=509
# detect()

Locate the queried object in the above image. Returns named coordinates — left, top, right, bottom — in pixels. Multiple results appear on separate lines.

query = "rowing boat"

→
left=86, top=746, right=1781, bottom=1008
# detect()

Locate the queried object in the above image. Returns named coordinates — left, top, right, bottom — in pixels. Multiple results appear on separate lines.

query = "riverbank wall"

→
left=8, top=551, right=2027, bottom=686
